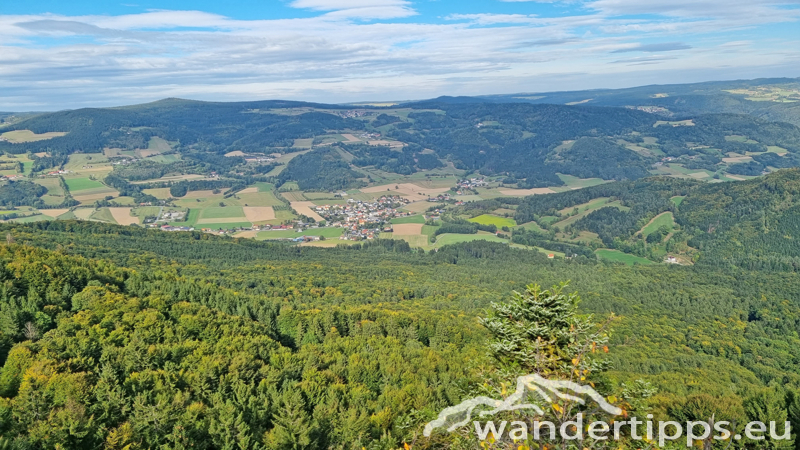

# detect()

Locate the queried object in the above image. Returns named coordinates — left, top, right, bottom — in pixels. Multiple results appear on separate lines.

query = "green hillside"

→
left=1, top=210, right=800, bottom=446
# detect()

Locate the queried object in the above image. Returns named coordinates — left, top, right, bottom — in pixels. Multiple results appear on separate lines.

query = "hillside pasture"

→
left=640, top=212, right=676, bottom=238
left=517, top=221, right=546, bottom=233
left=767, top=146, right=789, bottom=154
left=434, top=233, right=508, bottom=248
left=552, top=198, right=617, bottom=228
left=65, top=154, right=110, bottom=171
left=0, top=130, right=67, bottom=143
left=402, top=201, right=435, bottom=213
left=468, top=214, right=515, bottom=228
left=34, top=178, right=67, bottom=205
left=361, top=183, right=450, bottom=198
left=72, top=187, right=119, bottom=203
left=556, top=174, right=608, bottom=189
left=142, top=188, right=172, bottom=199
left=72, top=208, right=95, bottom=220
left=148, top=137, right=171, bottom=151
left=293, top=138, right=314, bottom=149
left=257, top=228, right=344, bottom=240
left=33, top=178, right=65, bottom=196
left=596, top=249, right=655, bottom=265
left=499, top=188, right=556, bottom=196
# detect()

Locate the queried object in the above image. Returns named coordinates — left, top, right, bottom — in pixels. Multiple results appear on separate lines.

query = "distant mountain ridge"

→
left=2, top=78, right=800, bottom=191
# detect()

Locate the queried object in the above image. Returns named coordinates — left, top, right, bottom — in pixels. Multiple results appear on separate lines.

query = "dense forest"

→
left=1, top=212, right=800, bottom=447
left=0, top=181, right=47, bottom=208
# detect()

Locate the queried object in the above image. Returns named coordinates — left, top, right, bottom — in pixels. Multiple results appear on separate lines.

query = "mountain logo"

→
left=423, top=373, right=622, bottom=437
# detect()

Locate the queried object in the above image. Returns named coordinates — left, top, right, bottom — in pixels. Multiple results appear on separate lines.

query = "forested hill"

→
left=2, top=219, right=800, bottom=447
left=679, top=169, right=800, bottom=270
left=4, top=92, right=800, bottom=189
left=511, top=169, right=800, bottom=271
left=478, top=77, right=800, bottom=127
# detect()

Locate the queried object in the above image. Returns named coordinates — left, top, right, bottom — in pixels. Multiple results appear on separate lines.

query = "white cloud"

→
left=290, top=0, right=410, bottom=10
left=289, top=0, right=416, bottom=19
left=0, top=1, right=797, bottom=110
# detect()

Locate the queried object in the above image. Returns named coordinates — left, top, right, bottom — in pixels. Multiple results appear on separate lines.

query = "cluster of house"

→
left=310, top=196, right=413, bottom=240
left=457, top=178, right=488, bottom=189
left=427, top=193, right=452, bottom=202
left=3, top=174, right=23, bottom=180
left=158, top=225, right=194, bottom=232
left=45, top=170, right=70, bottom=176
left=357, top=132, right=381, bottom=140
left=244, top=156, right=275, bottom=163
left=337, top=110, right=368, bottom=118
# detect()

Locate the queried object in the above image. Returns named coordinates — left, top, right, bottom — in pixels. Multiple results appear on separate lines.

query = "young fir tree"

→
left=479, top=282, right=610, bottom=378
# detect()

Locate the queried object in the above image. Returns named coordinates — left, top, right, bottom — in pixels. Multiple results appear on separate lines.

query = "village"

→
left=316, top=195, right=412, bottom=240
left=151, top=195, right=420, bottom=242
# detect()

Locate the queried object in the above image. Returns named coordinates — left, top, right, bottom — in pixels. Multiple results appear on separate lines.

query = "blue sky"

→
left=0, top=0, right=798, bottom=110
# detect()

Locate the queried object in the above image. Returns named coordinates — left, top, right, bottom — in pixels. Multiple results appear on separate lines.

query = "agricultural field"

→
left=39, top=208, right=70, bottom=219
left=654, top=119, right=695, bottom=127
left=256, top=227, right=344, bottom=240
left=9, top=214, right=50, bottom=223
left=595, top=249, right=655, bottom=265
left=671, top=196, right=685, bottom=207
left=130, top=174, right=205, bottom=185
left=64, top=177, right=105, bottom=192
left=292, top=138, right=314, bottom=149
left=0, top=154, right=33, bottom=176
left=198, top=222, right=253, bottom=231
left=89, top=208, right=117, bottom=224
left=433, top=233, right=509, bottom=248
left=468, top=214, right=515, bottom=228
left=195, top=206, right=247, bottom=223
left=724, top=86, right=800, bottom=102
left=72, top=189, right=117, bottom=203
left=109, top=208, right=139, bottom=225
left=391, top=215, right=425, bottom=225
left=291, top=202, right=324, bottom=222
left=280, top=191, right=307, bottom=202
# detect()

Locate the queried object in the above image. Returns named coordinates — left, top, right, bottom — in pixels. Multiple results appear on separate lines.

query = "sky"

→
left=0, top=0, right=799, bottom=110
